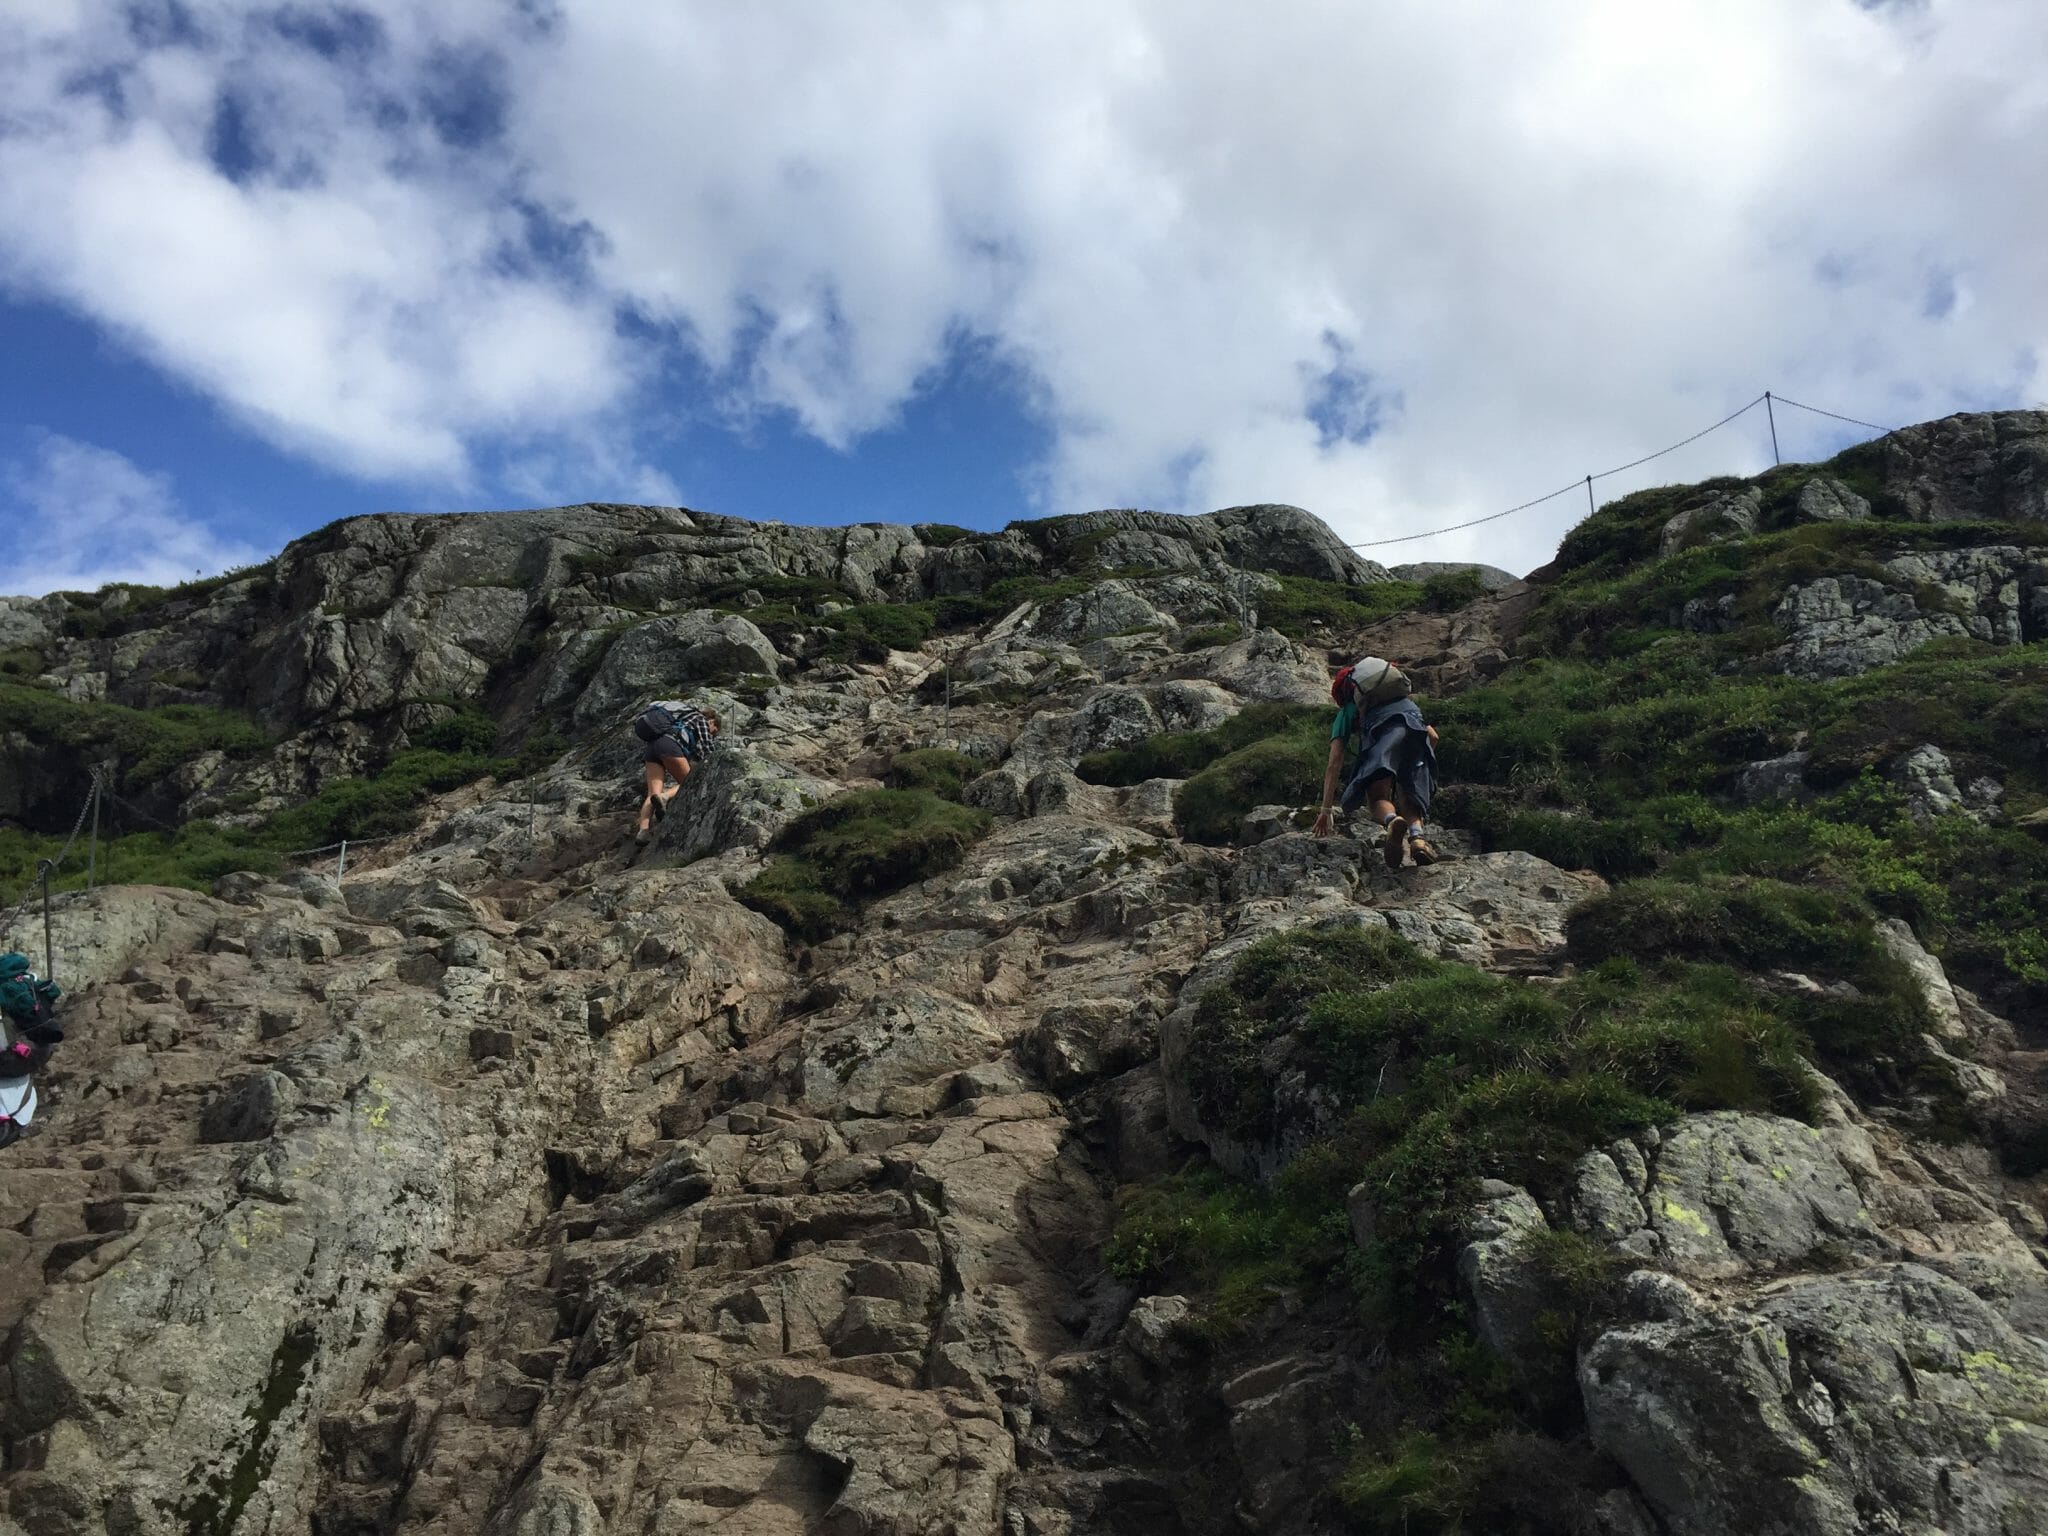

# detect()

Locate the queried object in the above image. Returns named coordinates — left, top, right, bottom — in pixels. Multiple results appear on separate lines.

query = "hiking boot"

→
left=1407, top=834, right=1442, bottom=865
left=634, top=826, right=652, bottom=845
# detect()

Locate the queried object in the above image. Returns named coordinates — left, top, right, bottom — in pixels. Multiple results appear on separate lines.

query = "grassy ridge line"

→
left=0, top=707, right=527, bottom=900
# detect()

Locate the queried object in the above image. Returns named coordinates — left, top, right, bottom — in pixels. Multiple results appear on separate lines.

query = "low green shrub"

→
left=815, top=602, right=936, bottom=662
left=1077, top=702, right=1320, bottom=788
left=1257, top=575, right=1425, bottom=639
left=0, top=646, right=45, bottom=680
left=1420, top=568, right=1491, bottom=611
left=1143, top=902, right=1914, bottom=1330
left=1565, top=874, right=1880, bottom=974
left=0, top=683, right=270, bottom=789
left=413, top=707, right=500, bottom=756
left=1173, top=729, right=1330, bottom=843
left=738, top=788, right=990, bottom=940
left=1338, top=1428, right=1611, bottom=1535
left=264, top=747, right=510, bottom=849
left=884, top=748, right=989, bottom=801
left=1177, top=621, right=1243, bottom=652
left=1104, top=1164, right=1337, bottom=1333
left=1178, top=925, right=1437, bottom=1140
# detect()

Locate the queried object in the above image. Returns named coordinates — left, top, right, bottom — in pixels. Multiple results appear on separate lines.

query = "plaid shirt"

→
left=651, top=701, right=718, bottom=761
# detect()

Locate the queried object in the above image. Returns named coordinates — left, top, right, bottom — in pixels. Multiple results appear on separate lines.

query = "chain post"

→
left=1585, top=475, right=1595, bottom=517
left=38, top=859, right=54, bottom=982
left=86, top=769, right=101, bottom=891
left=337, top=839, right=348, bottom=880
left=1765, top=391, right=1781, bottom=466
left=528, top=775, right=538, bottom=848
left=944, top=663, right=951, bottom=725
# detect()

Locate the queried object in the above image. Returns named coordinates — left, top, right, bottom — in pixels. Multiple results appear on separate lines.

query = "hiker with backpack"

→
left=1311, top=656, right=1442, bottom=867
left=634, top=701, right=721, bottom=844
left=0, top=951, right=63, bottom=1151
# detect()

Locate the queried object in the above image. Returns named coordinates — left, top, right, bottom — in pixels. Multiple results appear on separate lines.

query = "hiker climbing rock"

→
left=0, top=951, right=63, bottom=1152
left=1311, top=655, right=1441, bottom=867
left=633, top=700, right=721, bottom=844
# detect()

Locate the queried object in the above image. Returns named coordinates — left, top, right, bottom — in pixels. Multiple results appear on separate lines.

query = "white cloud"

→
left=1, top=432, right=267, bottom=595
left=1, top=1, right=2044, bottom=573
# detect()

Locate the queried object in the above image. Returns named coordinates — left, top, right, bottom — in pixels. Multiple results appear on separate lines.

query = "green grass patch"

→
left=883, top=748, right=990, bottom=801
left=738, top=788, right=991, bottom=940
left=1171, top=713, right=1332, bottom=842
left=1177, top=621, right=1243, bottom=652
left=1431, top=636, right=2048, bottom=1019
left=412, top=706, right=500, bottom=757
left=0, top=740, right=511, bottom=905
left=1257, top=574, right=1425, bottom=640
left=1419, top=568, right=1491, bottom=611
left=1337, top=1427, right=1612, bottom=1535
left=1105, top=1163, right=1339, bottom=1334
left=1077, top=702, right=1321, bottom=789
left=0, top=682, right=270, bottom=789
left=0, top=646, right=45, bottom=681
left=1151, top=908, right=1918, bottom=1328
left=263, top=747, right=509, bottom=851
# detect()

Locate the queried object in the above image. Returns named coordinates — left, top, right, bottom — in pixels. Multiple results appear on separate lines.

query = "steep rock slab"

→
left=3, top=1070, right=452, bottom=1535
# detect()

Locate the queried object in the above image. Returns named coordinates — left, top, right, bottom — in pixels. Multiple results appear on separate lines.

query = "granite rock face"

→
left=1771, top=546, right=2048, bottom=678
left=1881, top=409, right=2048, bottom=526
left=5, top=447, right=2047, bottom=1535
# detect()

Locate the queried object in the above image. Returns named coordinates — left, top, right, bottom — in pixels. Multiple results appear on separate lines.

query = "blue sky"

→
left=2, top=1, right=2043, bottom=594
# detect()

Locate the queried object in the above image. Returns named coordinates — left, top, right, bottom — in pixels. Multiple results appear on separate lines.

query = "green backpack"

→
left=0, top=951, right=63, bottom=1061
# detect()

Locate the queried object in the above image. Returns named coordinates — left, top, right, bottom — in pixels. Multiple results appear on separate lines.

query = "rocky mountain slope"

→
left=1, top=410, right=2045, bottom=1535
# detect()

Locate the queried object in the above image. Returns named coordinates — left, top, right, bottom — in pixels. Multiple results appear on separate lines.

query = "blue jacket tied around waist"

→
left=1338, top=697, right=1436, bottom=817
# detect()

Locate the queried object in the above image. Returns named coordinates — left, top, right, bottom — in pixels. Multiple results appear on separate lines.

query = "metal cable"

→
left=1345, top=480, right=1589, bottom=549
left=1770, top=395, right=1897, bottom=436
left=1588, top=395, right=1768, bottom=480
left=97, top=785, right=181, bottom=833
left=0, top=773, right=100, bottom=937
left=279, top=834, right=404, bottom=859
left=1344, top=391, right=1801, bottom=551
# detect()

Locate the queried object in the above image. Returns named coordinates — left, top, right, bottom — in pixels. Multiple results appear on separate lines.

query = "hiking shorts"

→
left=642, top=734, right=689, bottom=765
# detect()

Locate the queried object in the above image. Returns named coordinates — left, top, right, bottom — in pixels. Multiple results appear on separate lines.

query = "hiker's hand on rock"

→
left=1312, top=808, right=1334, bottom=838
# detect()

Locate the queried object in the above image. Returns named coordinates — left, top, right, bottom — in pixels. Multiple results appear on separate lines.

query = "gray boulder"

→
left=1733, top=751, right=1811, bottom=805
left=661, top=749, right=839, bottom=862
left=1184, top=627, right=1329, bottom=705
left=1582, top=1263, right=2048, bottom=1536
left=1772, top=547, right=2047, bottom=678
left=1564, top=1113, right=1881, bottom=1276
left=1456, top=1181, right=1567, bottom=1400
left=1660, top=489, right=1760, bottom=558
left=1793, top=476, right=1870, bottom=524
left=1890, top=744, right=1969, bottom=822
left=577, top=611, right=781, bottom=725
left=1881, top=409, right=2048, bottom=525
left=1068, top=687, right=1163, bottom=757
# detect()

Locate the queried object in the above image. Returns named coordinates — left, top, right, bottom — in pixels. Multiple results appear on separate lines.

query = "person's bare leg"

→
left=1367, top=776, right=1409, bottom=867
left=658, top=756, right=690, bottom=812
left=638, top=761, right=664, bottom=836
